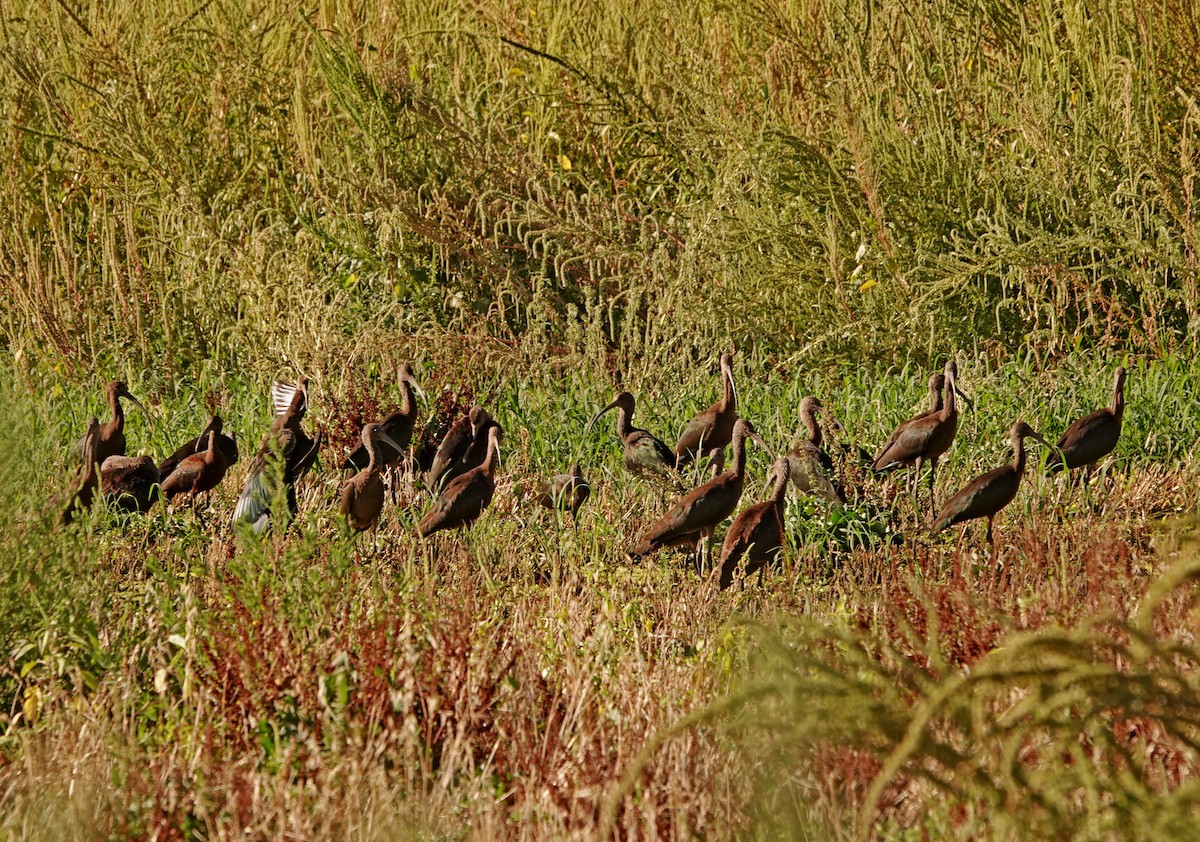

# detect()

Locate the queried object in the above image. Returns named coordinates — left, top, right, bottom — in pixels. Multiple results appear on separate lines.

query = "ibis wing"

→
left=873, top=416, right=938, bottom=471
left=933, top=467, right=1019, bottom=532
left=1048, top=411, right=1120, bottom=472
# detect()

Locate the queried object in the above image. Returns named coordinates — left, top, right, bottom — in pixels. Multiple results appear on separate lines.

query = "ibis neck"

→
left=731, top=431, right=748, bottom=478
left=483, top=437, right=500, bottom=475
left=721, top=368, right=735, bottom=412
left=1011, top=434, right=1027, bottom=475
left=942, top=374, right=956, bottom=420
left=400, top=380, right=415, bottom=417
left=1112, top=385, right=1125, bottom=421
left=803, top=408, right=822, bottom=448
left=930, top=384, right=944, bottom=413
left=771, top=470, right=788, bottom=512
left=616, top=406, right=634, bottom=441
left=109, top=391, right=124, bottom=432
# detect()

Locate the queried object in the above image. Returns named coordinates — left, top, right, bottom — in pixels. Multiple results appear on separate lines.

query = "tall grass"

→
left=3, top=0, right=1200, bottom=380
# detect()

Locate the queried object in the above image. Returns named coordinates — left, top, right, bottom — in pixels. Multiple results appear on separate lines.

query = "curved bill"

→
left=586, top=398, right=621, bottom=433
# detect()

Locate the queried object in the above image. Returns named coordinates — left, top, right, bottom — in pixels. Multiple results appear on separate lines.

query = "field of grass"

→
left=5, top=0, right=1200, bottom=838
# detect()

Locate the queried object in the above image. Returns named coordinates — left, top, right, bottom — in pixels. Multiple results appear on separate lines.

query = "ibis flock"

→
left=58, top=357, right=1129, bottom=589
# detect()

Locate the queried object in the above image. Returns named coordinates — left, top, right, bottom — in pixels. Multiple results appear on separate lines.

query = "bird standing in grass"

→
left=419, top=425, right=502, bottom=537
left=632, top=418, right=768, bottom=564
left=342, top=364, right=425, bottom=473
left=674, top=352, right=738, bottom=469
left=339, top=423, right=406, bottom=533
left=535, top=463, right=591, bottom=517
left=718, top=457, right=790, bottom=590
left=73, top=380, right=149, bottom=466
left=787, top=396, right=844, bottom=503
left=233, top=378, right=322, bottom=535
left=427, top=405, right=495, bottom=491
left=159, top=415, right=238, bottom=483
left=1046, top=366, right=1127, bottom=479
left=933, top=420, right=1049, bottom=546
left=873, top=359, right=963, bottom=517
left=589, top=391, right=677, bottom=482
left=161, top=430, right=231, bottom=516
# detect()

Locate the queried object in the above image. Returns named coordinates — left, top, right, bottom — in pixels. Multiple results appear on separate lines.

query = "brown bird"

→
left=872, top=373, right=946, bottom=467
left=100, top=454, right=160, bottom=514
left=535, top=463, right=591, bottom=516
left=419, top=425, right=502, bottom=537
left=1045, top=366, right=1127, bottom=477
left=72, top=380, right=149, bottom=466
left=61, top=418, right=102, bottom=525
left=160, top=429, right=232, bottom=511
left=873, top=359, right=962, bottom=516
left=674, top=352, right=738, bottom=468
left=933, top=420, right=1049, bottom=545
left=342, top=364, right=425, bottom=472
left=233, top=378, right=322, bottom=535
left=426, top=405, right=493, bottom=491
left=589, top=391, right=676, bottom=481
left=718, top=457, right=790, bottom=590
left=158, top=414, right=239, bottom=482
left=787, top=397, right=844, bottom=503
left=339, top=423, right=406, bottom=533
left=632, top=418, right=768, bottom=562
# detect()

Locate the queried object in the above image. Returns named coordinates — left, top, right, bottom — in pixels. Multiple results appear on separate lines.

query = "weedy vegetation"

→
left=4, top=0, right=1200, bottom=839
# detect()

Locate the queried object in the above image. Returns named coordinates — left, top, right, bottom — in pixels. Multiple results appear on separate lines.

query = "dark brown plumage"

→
left=100, top=454, right=160, bottom=513
left=933, top=420, right=1048, bottom=543
left=419, top=425, right=502, bottom=537
left=674, top=353, right=737, bottom=469
left=1045, top=366, right=1127, bottom=476
left=589, top=391, right=676, bottom=481
left=342, top=364, right=425, bottom=472
left=872, top=373, right=946, bottom=467
left=339, top=423, right=405, bottom=532
left=233, top=378, right=322, bottom=535
left=535, top=463, right=591, bottom=515
left=873, top=360, right=962, bottom=515
left=632, top=418, right=767, bottom=561
left=718, top=457, right=790, bottom=589
left=787, top=397, right=844, bottom=503
left=73, top=380, right=148, bottom=466
left=160, top=430, right=231, bottom=505
left=427, top=406, right=493, bottom=491
left=158, top=415, right=239, bottom=481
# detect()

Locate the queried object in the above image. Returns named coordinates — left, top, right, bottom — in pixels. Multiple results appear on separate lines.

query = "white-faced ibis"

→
left=933, top=420, right=1049, bottom=545
left=158, top=415, right=239, bottom=482
left=631, top=418, right=768, bottom=562
left=419, top=425, right=502, bottom=537
left=160, top=430, right=231, bottom=512
left=588, top=391, right=676, bottom=481
left=233, top=378, right=322, bottom=535
left=427, top=405, right=493, bottom=491
left=61, top=417, right=102, bottom=525
left=718, top=457, right=790, bottom=590
left=873, top=360, right=962, bottom=516
left=788, top=397, right=844, bottom=503
left=339, top=423, right=406, bottom=533
left=72, top=380, right=149, bottom=466
left=1045, top=366, right=1127, bottom=477
left=674, top=352, right=737, bottom=468
left=535, top=463, right=591, bottom=516
left=342, top=364, right=425, bottom=472
left=101, top=454, right=160, bottom=513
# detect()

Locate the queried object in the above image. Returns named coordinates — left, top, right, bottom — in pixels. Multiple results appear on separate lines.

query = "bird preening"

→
left=55, top=360, right=1131, bottom=584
